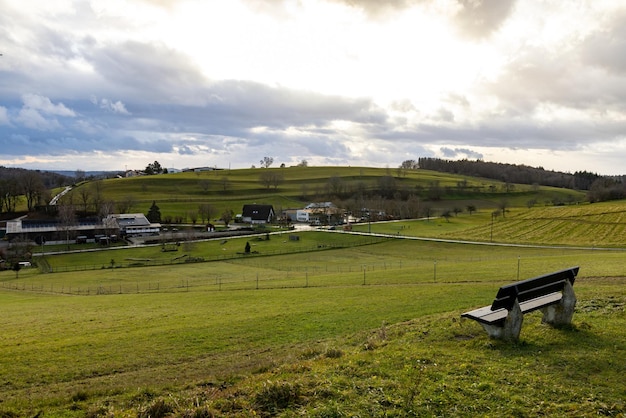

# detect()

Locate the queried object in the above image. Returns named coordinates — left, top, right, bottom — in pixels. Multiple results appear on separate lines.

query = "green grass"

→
left=62, top=166, right=586, bottom=221
left=351, top=200, right=626, bottom=247
left=1, top=169, right=623, bottom=416
left=0, top=234, right=625, bottom=415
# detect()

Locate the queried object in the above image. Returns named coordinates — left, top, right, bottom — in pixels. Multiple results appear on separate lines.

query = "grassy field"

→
left=351, top=200, right=626, bottom=247
left=58, top=166, right=585, bottom=220
left=0, top=169, right=623, bottom=416
left=1, top=231, right=625, bottom=416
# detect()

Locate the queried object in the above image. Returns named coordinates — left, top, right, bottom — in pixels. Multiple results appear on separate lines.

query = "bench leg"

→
left=541, top=280, right=576, bottom=326
left=480, top=299, right=523, bottom=341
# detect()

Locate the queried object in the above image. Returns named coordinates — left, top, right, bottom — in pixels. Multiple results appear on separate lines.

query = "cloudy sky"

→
left=1, top=0, right=625, bottom=175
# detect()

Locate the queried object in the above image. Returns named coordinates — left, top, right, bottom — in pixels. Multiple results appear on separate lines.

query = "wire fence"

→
left=2, top=253, right=546, bottom=297
left=36, top=238, right=391, bottom=273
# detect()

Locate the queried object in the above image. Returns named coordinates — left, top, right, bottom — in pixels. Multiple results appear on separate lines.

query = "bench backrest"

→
left=491, top=266, right=579, bottom=311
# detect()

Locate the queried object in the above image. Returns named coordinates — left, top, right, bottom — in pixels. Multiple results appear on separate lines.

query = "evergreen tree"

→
left=147, top=201, right=161, bottom=223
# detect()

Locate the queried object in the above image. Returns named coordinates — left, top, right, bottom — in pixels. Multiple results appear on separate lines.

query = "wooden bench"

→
left=461, top=266, right=579, bottom=341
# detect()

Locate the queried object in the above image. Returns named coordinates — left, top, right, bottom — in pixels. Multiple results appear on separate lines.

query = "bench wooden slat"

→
left=461, top=305, right=508, bottom=326
left=519, top=291, right=562, bottom=313
left=461, top=292, right=564, bottom=326
left=490, top=267, right=578, bottom=311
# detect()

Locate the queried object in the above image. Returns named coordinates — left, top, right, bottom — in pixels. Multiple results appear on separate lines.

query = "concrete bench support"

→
left=540, top=280, right=576, bottom=326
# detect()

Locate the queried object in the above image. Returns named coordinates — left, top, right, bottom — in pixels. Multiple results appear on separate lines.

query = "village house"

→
left=241, top=204, right=275, bottom=224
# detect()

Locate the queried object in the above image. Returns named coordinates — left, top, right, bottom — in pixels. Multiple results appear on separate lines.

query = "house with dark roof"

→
left=241, top=204, right=275, bottom=224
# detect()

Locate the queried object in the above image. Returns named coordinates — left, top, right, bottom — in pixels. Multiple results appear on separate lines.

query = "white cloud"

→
left=16, top=108, right=62, bottom=131
left=22, top=94, right=76, bottom=117
left=100, top=98, right=130, bottom=114
left=0, top=0, right=625, bottom=175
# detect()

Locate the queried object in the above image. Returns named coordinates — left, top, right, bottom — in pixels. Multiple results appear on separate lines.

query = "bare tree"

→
left=91, top=180, right=104, bottom=213
left=198, top=203, right=215, bottom=224
left=116, top=195, right=136, bottom=214
left=199, top=180, right=210, bottom=193
left=378, top=175, right=397, bottom=198
left=0, top=178, right=19, bottom=213
left=220, top=176, right=230, bottom=192
left=271, top=172, right=284, bottom=189
left=78, top=186, right=92, bottom=213
left=327, top=175, right=344, bottom=197
left=498, top=199, right=509, bottom=217
left=75, top=169, right=86, bottom=182
left=19, top=171, right=45, bottom=211
left=99, top=200, right=117, bottom=236
left=57, top=203, right=77, bottom=250
left=259, top=171, right=273, bottom=189
left=221, top=209, right=234, bottom=227
left=188, top=210, right=198, bottom=225
left=260, top=156, right=274, bottom=168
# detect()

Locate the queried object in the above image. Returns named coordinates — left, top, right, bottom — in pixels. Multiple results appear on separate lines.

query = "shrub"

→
left=254, top=380, right=301, bottom=414
left=138, top=399, right=174, bottom=418
left=180, top=406, right=215, bottom=418
left=324, top=348, right=343, bottom=359
left=70, top=390, right=89, bottom=402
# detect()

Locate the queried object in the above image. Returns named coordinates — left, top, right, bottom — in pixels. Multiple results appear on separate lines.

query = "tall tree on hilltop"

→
left=260, top=156, right=274, bottom=168
left=145, top=161, right=166, bottom=175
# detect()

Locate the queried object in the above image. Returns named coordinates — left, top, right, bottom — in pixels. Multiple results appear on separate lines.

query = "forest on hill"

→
left=413, top=157, right=625, bottom=202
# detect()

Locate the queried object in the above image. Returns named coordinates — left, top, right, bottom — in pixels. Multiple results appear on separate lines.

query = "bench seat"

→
left=462, top=291, right=563, bottom=327
left=461, top=267, right=579, bottom=340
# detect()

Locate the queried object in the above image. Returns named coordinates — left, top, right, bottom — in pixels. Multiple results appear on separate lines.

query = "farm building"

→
left=103, top=214, right=161, bottom=237
left=241, top=204, right=275, bottom=224
left=5, top=213, right=160, bottom=243
left=5, top=216, right=104, bottom=244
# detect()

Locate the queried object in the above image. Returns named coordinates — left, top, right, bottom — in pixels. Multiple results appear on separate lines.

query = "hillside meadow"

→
left=1, top=168, right=623, bottom=416
left=59, top=166, right=585, bottom=220
left=351, top=200, right=626, bottom=247
left=1, top=230, right=625, bottom=416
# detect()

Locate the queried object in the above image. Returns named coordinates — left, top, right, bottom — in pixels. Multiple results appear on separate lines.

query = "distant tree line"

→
left=415, top=158, right=602, bottom=189
left=413, top=158, right=625, bottom=202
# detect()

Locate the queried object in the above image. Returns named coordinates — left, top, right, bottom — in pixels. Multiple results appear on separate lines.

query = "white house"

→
left=104, top=213, right=161, bottom=236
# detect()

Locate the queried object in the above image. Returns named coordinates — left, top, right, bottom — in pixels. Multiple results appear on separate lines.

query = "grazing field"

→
left=1, top=231, right=625, bottom=416
left=352, top=200, right=626, bottom=247
left=60, top=166, right=585, bottom=221
left=1, top=180, right=624, bottom=416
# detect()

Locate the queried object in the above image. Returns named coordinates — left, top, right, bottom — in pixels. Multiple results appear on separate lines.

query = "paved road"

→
left=49, top=186, right=72, bottom=205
